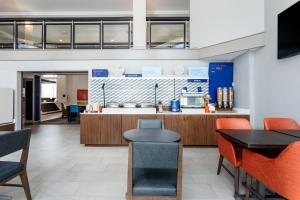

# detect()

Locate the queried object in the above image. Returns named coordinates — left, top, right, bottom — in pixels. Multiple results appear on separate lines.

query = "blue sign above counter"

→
left=187, top=79, right=208, bottom=83
left=92, top=69, right=109, bottom=77
left=125, top=74, right=142, bottom=77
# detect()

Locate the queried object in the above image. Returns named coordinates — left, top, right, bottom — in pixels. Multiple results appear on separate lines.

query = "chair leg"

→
left=20, top=171, right=32, bottom=200
left=217, top=155, right=224, bottom=175
left=234, top=167, right=240, bottom=196
left=245, top=174, right=252, bottom=200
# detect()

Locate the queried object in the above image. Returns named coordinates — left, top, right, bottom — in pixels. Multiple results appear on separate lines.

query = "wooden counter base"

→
left=80, top=114, right=249, bottom=146
left=0, top=123, right=15, bottom=131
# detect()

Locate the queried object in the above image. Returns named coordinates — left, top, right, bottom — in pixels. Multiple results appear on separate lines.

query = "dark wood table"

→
left=272, top=130, right=300, bottom=138
left=217, top=129, right=300, bottom=149
left=123, top=129, right=181, bottom=143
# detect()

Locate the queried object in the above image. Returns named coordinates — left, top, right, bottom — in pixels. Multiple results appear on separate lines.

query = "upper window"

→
left=17, top=23, right=43, bottom=49
left=74, top=23, right=101, bottom=49
left=149, top=23, right=186, bottom=49
left=45, top=24, right=72, bottom=49
left=0, top=24, right=14, bottom=49
left=102, top=23, right=130, bottom=49
left=0, top=18, right=133, bottom=50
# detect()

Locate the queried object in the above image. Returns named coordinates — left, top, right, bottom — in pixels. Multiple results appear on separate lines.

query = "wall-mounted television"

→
left=278, top=1, right=300, bottom=59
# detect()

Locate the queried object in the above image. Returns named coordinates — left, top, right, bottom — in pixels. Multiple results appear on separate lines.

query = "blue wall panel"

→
left=209, top=63, right=233, bottom=104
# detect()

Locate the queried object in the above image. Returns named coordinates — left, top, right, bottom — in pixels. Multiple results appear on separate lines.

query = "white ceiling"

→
left=147, top=0, right=189, bottom=11
left=0, top=0, right=133, bottom=12
left=0, top=0, right=189, bottom=17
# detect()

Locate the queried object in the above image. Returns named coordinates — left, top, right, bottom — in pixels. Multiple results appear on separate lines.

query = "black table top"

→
left=123, top=129, right=181, bottom=143
left=272, top=130, right=300, bottom=138
left=217, top=129, right=300, bottom=149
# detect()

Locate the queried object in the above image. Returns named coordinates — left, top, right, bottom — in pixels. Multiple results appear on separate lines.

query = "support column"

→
left=132, top=0, right=147, bottom=49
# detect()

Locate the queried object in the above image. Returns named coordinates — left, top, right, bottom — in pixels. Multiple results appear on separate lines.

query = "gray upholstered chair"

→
left=127, top=142, right=182, bottom=200
left=0, top=129, right=32, bottom=200
left=137, top=119, right=164, bottom=129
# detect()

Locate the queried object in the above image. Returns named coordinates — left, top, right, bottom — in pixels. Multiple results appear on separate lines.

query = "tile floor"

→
left=0, top=125, right=237, bottom=200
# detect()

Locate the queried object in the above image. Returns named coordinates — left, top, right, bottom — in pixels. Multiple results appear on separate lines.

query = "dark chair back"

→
left=138, top=119, right=163, bottom=129
left=128, top=142, right=182, bottom=199
left=0, top=129, right=31, bottom=158
left=132, top=142, right=179, bottom=169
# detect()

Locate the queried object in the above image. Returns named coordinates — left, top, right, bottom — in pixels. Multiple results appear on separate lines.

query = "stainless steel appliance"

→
left=222, top=87, right=228, bottom=108
left=123, top=102, right=137, bottom=108
left=139, top=102, right=154, bottom=108
left=106, top=102, right=120, bottom=108
left=217, top=87, right=223, bottom=109
left=180, top=93, right=205, bottom=108
left=229, top=87, right=234, bottom=109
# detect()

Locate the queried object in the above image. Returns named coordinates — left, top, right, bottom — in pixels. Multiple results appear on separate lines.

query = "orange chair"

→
left=243, top=142, right=300, bottom=200
left=216, top=118, right=252, bottom=196
left=264, top=118, right=300, bottom=130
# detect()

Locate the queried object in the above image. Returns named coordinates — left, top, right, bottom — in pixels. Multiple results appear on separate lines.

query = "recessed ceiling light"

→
left=59, top=39, right=63, bottom=42
left=111, top=39, right=115, bottom=42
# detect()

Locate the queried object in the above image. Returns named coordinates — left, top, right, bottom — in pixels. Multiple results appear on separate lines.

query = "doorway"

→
left=21, top=71, right=88, bottom=127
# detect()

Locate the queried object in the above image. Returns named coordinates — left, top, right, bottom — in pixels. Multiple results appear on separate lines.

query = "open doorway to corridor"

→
left=21, top=71, right=88, bottom=127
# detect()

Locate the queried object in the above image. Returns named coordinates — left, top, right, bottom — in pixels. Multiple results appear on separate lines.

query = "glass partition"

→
left=150, top=23, right=186, bottom=49
left=0, top=18, right=138, bottom=50
left=0, top=24, right=14, bottom=49
left=45, top=24, right=72, bottom=49
left=74, top=24, right=101, bottom=49
left=17, top=23, right=43, bottom=49
left=102, top=23, right=130, bottom=49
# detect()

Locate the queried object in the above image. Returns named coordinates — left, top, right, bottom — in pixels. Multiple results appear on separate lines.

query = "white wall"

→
left=253, top=0, right=300, bottom=128
left=57, top=74, right=89, bottom=105
left=133, top=0, right=146, bottom=48
left=66, top=75, right=88, bottom=104
left=233, top=53, right=251, bottom=109
left=233, top=51, right=256, bottom=123
left=0, top=88, right=14, bottom=124
left=56, top=75, right=67, bottom=104
left=190, top=0, right=265, bottom=48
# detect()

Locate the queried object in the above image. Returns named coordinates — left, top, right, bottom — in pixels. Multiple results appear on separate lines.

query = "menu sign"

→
left=92, top=69, right=109, bottom=78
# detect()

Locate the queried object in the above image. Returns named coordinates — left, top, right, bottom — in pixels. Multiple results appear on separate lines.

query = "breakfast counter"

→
left=80, top=108, right=250, bottom=146
left=82, top=108, right=250, bottom=115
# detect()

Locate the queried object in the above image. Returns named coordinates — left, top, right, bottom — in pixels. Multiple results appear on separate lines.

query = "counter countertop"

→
left=81, top=108, right=250, bottom=115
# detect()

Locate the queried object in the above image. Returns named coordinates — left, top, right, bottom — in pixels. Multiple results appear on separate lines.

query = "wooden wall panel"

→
left=121, top=115, right=138, bottom=144
left=164, top=115, right=183, bottom=137
left=164, top=115, right=207, bottom=145
left=205, top=115, right=218, bottom=145
left=101, top=115, right=122, bottom=145
left=80, top=114, right=101, bottom=144
left=184, top=115, right=207, bottom=145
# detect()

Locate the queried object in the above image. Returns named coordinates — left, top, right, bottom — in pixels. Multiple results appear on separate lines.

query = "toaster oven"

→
left=180, top=93, right=205, bottom=108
